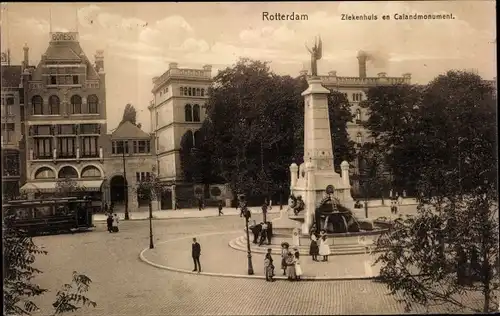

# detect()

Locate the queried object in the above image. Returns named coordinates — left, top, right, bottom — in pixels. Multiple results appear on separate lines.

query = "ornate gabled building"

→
left=20, top=32, right=107, bottom=199
left=149, top=62, right=212, bottom=209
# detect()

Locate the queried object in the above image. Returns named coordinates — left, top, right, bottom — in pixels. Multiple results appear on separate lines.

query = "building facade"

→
left=1, top=52, right=26, bottom=199
left=149, top=62, right=212, bottom=208
left=20, top=32, right=107, bottom=199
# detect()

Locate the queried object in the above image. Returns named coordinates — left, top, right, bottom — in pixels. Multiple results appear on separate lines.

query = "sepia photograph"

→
left=1, top=1, right=497, bottom=315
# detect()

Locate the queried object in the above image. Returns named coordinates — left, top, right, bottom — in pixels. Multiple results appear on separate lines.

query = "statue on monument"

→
left=305, top=36, right=323, bottom=77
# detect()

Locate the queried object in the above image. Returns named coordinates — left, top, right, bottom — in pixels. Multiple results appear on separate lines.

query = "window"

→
left=356, top=132, right=363, bottom=144
left=201, top=88, right=205, bottom=97
left=1, top=123, right=15, bottom=143
left=183, top=87, right=188, bottom=96
left=185, top=104, right=192, bottom=122
left=355, top=109, right=362, bottom=121
left=180, top=87, right=184, bottom=96
left=65, top=75, right=72, bottom=85
left=3, top=153, right=19, bottom=177
left=58, top=166, right=78, bottom=179
left=32, top=95, right=43, bottom=115
left=34, top=167, right=55, bottom=179
left=19, top=89, right=24, bottom=104
left=188, top=87, right=192, bottom=96
left=58, top=137, right=76, bottom=158
left=81, top=166, right=101, bottom=178
left=112, top=141, right=128, bottom=154
left=20, top=106, right=25, bottom=121
left=35, top=138, right=52, bottom=159
left=33, top=125, right=52, bottom=136
left=193, top=104, right=200, bottom=122
left=81, top=137, right=98, bottom=158
left=136, top=172, right=151, bottom=182
left=72, top=75, right=79, bottom=84
left=136, top=172, right=140, bottom=182
left=71, top=95, right=82, bottom=114
left=88, top=95, right=98, bottom=114
left=57, top=124, right=76, bottom=135
left=49, top=95, right=60, bottom=115
left=80, top=123, right=100, bottom=135
left=133, top=140, right=150, bottom=153
left=50, top=76, right=57, bottom=84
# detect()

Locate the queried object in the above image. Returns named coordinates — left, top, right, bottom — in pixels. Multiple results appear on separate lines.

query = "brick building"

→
left=20, top=32, right=107, bottom=199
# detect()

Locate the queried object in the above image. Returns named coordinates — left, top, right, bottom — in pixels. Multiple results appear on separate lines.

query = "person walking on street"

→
left=264, top=248, right=275, bottom=282
left=106, top=213, right=113, bottom=233
left=191, top=238, right=202, bottom=273
left=319, top=233, right=331, bottom=262
left=112, top=213, right=119, bottom=232
left=261, top=202, right=268, bottom=223
left=309, top=233, right=319, bottom=261
left=280, top=242, right=289, bottom=275
left=218, top=200, right=224, bottom=216
left=198, top=198, right=203, bottom=211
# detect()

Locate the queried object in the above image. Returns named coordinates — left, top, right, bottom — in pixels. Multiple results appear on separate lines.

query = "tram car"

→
left=2, top=197, right=97, bottom=236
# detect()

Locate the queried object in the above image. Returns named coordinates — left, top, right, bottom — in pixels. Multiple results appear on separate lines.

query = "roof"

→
left=111, top=121, right=151, bottom=140
left=1, top=65, right=22, bottom=88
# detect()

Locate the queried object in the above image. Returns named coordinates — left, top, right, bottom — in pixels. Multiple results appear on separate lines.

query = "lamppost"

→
left=241, top=197, right=254, bottom=275
left=148, top=189, right=154, bottom=249
left=122, top=143, right=129, bottom=220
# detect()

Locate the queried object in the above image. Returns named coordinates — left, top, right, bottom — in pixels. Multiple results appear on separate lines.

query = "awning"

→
left=20, top=180, right=104, bottom=193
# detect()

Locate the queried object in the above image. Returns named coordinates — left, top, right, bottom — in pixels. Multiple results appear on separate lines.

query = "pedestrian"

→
left=112, top=213, right=119, bottom=232
left=261, top=202, right=268, bottom=223
left=309, top=233, right=319, bottom=261
left=294, top=248, right=302, bottom=281
left=259, top=222, right=268, bottom=246
left=252, top=222, right=261, bottom=244
left=191, top=238, right=202, bottom=273
left=106, top=213, right=113, bottom=233
left=319, top=233, right=330, bottom=262
left=266, top=221, right=272, bottom=245
left=264, top=248, right=275, bottom=282
left=280, top=242, right=289, bottom=276
left=285, top=252, right=297, bottom=281
left=218, top=200, right=224, bottom=216
left=198, top=198, right=203, bottom=211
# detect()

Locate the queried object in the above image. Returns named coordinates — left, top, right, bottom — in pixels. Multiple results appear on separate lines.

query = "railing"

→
left=33, top=154, right=52, bottom=160
left=57, top=153, right=76, bottom=159
left=81, top=153, right=99, bottom=158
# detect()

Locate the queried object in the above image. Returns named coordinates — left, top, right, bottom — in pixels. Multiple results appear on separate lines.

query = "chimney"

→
left=357, top=51, right=367, bottom=78
left=169, top=62, right=178, bottom=69
left=328, top=70, right=337, bottom=77
left=95, top=50, right=104, bottom=72
left=202, top=64, right=212, bottom=71
left=23, top=43, right=29, bottom=70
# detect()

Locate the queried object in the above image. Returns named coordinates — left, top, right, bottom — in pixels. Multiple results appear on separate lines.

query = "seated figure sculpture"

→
left=313, top=192, right=361, bottom=234
left=289, top=195, right=305, bottom=215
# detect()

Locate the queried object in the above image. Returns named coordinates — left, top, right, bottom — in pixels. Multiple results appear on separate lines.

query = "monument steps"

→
left=229, top=236, right=379, bottom=256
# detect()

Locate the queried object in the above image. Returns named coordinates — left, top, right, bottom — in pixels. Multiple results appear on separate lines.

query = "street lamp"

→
left=148, top=192, right=154, bottom=249
left=241, top=199, right=254, bottom=275
left=122, top=144, right=130, bottom=220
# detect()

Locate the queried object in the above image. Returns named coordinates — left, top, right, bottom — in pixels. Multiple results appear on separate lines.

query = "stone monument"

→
left=272, top=37, right=357, bottom=237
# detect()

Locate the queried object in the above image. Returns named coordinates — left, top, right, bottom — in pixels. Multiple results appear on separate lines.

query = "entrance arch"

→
left=110, top=175, right=127, bottom=205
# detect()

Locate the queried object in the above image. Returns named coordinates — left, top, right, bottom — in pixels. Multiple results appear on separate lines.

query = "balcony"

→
left=81, top=153, right=99, bottom=158
left=33, top=154, right=52, bottom=160
left=57, top=153, right=77, bottom=159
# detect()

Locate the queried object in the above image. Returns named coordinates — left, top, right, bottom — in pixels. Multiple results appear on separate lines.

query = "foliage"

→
left=133, top=165, right=166, bottom=202
left=361, top=71, right=497, bottom=194
left=189, top=58, right=355, bottom=199
left=55, top=177, right=86, bottom=197
left=121, top=103, right=137, bottom=125
left=2, top=216, right=96, bottom=315
left=357, top=142, right=389, bottom=198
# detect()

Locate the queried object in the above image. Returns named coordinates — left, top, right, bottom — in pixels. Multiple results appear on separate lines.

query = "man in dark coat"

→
left=218, top=200, right=224, bottom=216
left=192, top=238, right=202, bottom=273
left=106, top=213, right=113, bottom=233
left=261, top=202, right=268, bottom=223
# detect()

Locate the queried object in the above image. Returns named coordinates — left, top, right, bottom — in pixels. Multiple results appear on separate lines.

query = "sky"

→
left=1, top=1, right=496, bottom=132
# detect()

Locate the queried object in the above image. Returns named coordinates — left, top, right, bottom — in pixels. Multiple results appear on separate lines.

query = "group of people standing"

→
left=309, top=231, right=331, bottom=262
left=279, top=242, right=303, bottom=281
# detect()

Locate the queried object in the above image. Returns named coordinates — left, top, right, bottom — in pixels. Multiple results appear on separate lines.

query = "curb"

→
left=139, top=231, right=377, bottom=281
left=94, top=210, right=281, bottom=222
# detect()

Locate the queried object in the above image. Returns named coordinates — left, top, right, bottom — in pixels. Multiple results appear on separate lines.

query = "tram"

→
left=2, top=197, right=98, bottom=236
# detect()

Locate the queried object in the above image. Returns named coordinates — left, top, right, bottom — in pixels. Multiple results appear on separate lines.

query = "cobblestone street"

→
left=30, top=216, right=478, bottom=315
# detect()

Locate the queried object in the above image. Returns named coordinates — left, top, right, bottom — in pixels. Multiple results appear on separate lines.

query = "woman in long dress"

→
left=319, top=234, right=330, bottom=261
left=280, top=242, right=289, bottom=275
left=309, top=234, right=319, bottom=261
left=285, top=252, right=296, bottom=281
left=264, top=248, right=274, bottom=282
left=112, top=213, right=119, bottom=232
left=294, top=251, right=303, bottom=280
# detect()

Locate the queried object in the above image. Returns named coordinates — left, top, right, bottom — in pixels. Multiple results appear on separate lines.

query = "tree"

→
left=121, top=103, right=137, bottom=125
left=357, top=142, right=389, bottom=199
left=3, top=216, right=97, bottom=315
left=372, top=71, right=498, bottom=313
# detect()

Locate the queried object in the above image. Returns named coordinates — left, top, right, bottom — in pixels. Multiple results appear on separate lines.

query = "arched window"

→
left=71, top=95, right=82, bottom=114
left=356, top=132, right=363, bottom=144
left=88, top=95, right=98, bottom=114
left=34, top=167, right=55, bottom=179
left=58, top=166, right=78, bottom=179
left=81, top=165, right=101, bottom=178
left=32, top=95, right=43, bottom=115
left=193, top=130, right=202, bottom=148
left=201, top=88, right=205, bottom=97
left=355, top=109, right=361, bottom=121
left=188, top=87, right=192, bottom=96
left=185, top=104, right=193, bottom=122
left=49, top=95, right=60, bottom=115
left=192, top=104, right=200, bottom=122
left=180, top=87, right=184, bottom=96
left=196, top=88, right=200, bottom=96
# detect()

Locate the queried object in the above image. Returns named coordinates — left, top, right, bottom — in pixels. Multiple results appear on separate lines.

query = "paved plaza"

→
left=29, top=214, right=480, bottom=315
